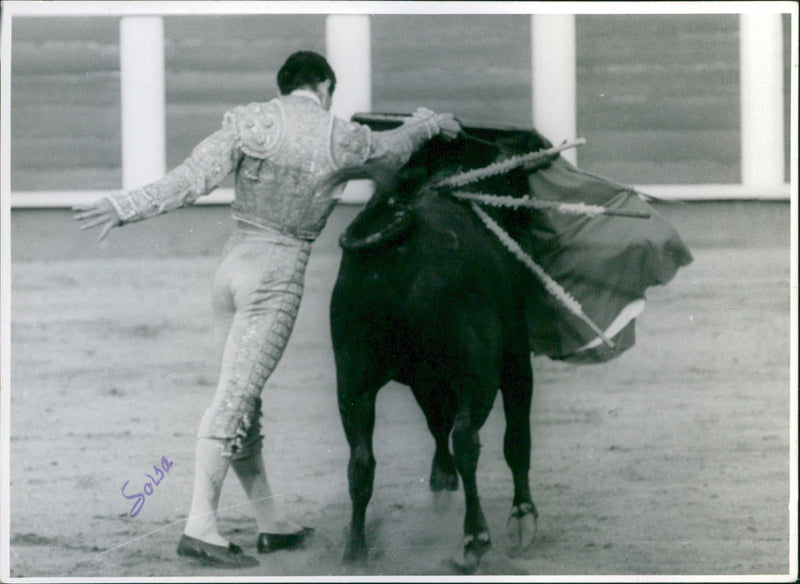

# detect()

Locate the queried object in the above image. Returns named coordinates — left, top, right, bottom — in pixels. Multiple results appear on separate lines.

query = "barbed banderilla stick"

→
left=433, top=138, right=587, bottom=189
left=470, top=203, right=615, bottom=349
left=451, top=191, right=651, bottom=219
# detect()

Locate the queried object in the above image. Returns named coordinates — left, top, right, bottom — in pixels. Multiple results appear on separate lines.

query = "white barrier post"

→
left=740, top=12, right=785, bottom=189
left=531, top=14, right=578, bottom=166
left=326, top=14, right=373, bottom=203
left=120, top=16, right=166, bottom=190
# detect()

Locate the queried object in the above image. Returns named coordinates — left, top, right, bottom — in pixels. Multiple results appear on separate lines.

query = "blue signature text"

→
left=121, top=455, right=175, bottom=518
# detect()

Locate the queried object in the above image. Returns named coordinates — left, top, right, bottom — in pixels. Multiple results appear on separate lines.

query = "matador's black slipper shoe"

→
left=257, top=527, right=314, bottom=553
left=177, top=534, right=259, bottom=568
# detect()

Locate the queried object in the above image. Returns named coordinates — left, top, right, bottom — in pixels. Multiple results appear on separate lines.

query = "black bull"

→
left=319, top=121, right=553, bottom=571
left=317, top=117, right=691, bottom=571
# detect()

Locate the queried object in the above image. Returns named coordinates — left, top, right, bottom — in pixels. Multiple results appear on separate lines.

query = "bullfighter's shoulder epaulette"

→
left=225, top=100, right=287, bottom=159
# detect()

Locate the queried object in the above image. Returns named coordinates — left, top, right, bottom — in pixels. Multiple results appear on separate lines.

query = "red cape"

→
left=352, top=113, right=693, bottom=364
left=521, top=157, right=692, bottom=363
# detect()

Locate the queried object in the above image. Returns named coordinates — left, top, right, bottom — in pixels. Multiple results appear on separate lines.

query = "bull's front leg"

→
left=451, top=408, right=491, bottom=573
left=501, top=348, right=538, bottom=550
left=339, top=389, right=377, bottom=563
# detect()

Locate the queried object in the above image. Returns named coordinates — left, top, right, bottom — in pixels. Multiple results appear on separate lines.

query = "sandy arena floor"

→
left=7, top=244, right=794, bottom=579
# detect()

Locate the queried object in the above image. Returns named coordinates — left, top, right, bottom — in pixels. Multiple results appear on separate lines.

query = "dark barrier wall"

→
left=9, top=14, right=793, bottom=196
left=575, top=15, right=740, bottom=185
left=10, top=17, right=122, bottom=191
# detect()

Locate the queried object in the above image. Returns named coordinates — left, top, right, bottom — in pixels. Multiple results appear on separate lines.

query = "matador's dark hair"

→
left=277, top=51, right=337, bottom=96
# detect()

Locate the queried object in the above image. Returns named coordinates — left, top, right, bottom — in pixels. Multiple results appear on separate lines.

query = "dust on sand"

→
left=7, top=246, right=793, bottom=578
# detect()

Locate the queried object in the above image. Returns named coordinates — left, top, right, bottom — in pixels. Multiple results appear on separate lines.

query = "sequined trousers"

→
left=198, top=221, right=312, bottom=458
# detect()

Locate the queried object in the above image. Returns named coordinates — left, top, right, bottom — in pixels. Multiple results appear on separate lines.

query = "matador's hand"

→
left=73, top=197, right=122, bottom=243
left=437, top=113, right=462, bottom=141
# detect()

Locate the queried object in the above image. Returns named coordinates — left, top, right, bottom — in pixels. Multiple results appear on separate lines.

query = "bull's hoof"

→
left=450, top=531, right=491, bottom=574
left=430, top=461, right=458, bottom=492
left=507, top=502, right=538, bottom=550
left=342, top=540, right=368, bottom=564
left=449, top=557, right=479, bottom=575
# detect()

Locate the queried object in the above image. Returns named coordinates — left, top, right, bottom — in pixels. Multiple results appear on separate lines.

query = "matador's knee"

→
left=199, top=396, right=264, bottom=460
left=230, top=396, right=264, bottom=461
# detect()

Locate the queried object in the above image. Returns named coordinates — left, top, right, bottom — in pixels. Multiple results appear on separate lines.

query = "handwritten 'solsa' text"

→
left=121, top=455, right=175, bottom=518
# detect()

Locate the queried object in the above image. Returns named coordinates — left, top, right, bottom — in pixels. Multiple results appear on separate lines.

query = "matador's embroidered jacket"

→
left=107, top=93, right=445, bottom=241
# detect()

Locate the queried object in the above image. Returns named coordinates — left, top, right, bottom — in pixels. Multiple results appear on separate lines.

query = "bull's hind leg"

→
left=411, top=383, right=458, bottom=492
left=337, top=363, right=383, bottom=563
left=500, top=348, right=538, bottom=549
